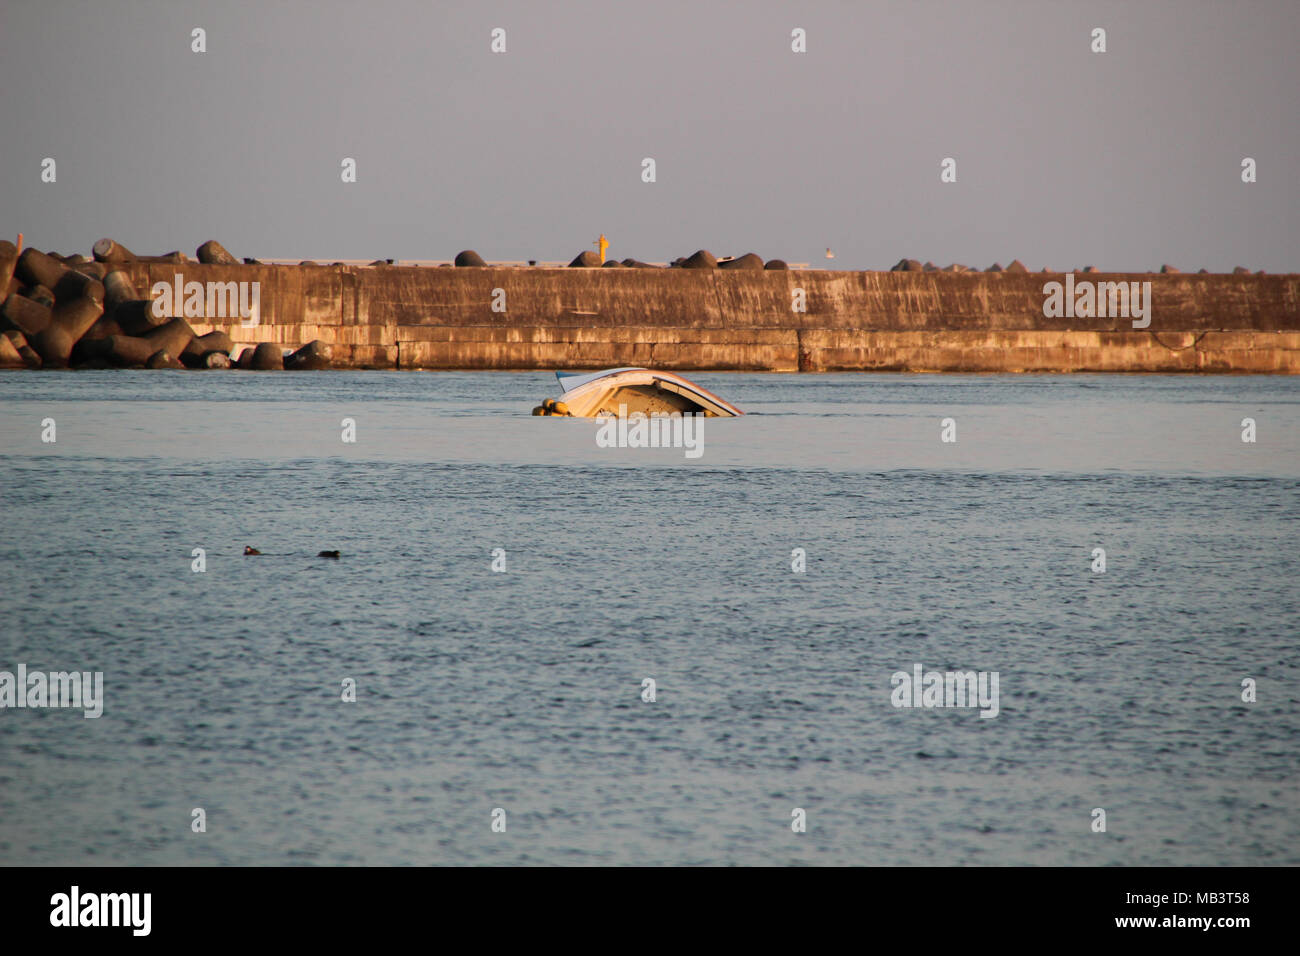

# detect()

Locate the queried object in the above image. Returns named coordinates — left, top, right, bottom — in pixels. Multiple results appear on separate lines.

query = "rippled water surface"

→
left=0, top=371, right=1297, bottom=865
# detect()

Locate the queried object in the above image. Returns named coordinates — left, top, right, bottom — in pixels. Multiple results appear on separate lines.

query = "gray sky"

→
left=2, top=0, right=1297, bottom=271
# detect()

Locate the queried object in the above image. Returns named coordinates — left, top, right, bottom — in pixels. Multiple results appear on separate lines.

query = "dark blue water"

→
left=1, top=371, right=1297, bottom=864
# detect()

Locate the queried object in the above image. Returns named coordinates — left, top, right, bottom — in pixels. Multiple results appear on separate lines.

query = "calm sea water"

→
left=0, top=371, right=1297, bottom=865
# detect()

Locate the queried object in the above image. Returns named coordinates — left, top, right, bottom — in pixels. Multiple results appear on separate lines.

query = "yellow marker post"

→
left=595, top=234, right=609, bottom=263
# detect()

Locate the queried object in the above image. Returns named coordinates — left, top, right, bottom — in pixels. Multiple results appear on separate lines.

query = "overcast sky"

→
left=2, top=0, right=1296, bottom=271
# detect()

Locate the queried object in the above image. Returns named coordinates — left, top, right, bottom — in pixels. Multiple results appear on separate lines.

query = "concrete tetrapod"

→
left=285, top=340, right=332, bottom=370
left=197, top=240, right=239, bottom=265
left=249, top=342, right=284, bottom=370
left=30, top=295, right=103, bottom=366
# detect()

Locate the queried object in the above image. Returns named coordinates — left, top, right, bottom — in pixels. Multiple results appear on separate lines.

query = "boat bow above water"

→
left=533, top=367, right=743, bottom=418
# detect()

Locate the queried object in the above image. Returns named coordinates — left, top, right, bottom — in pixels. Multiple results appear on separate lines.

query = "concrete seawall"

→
left=122, top=263, right=1300, bottom=372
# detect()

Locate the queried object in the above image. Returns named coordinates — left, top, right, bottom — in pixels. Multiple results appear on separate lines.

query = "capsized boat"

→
left=533, top=367, right=743, bottom=418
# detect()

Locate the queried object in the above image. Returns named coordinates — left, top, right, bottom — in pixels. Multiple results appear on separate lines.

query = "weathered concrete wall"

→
left=123, top=263, right=1300, bottom=372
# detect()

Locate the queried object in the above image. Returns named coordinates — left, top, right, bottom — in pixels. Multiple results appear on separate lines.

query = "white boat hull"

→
left=535, top=368, right=743, bottom=418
